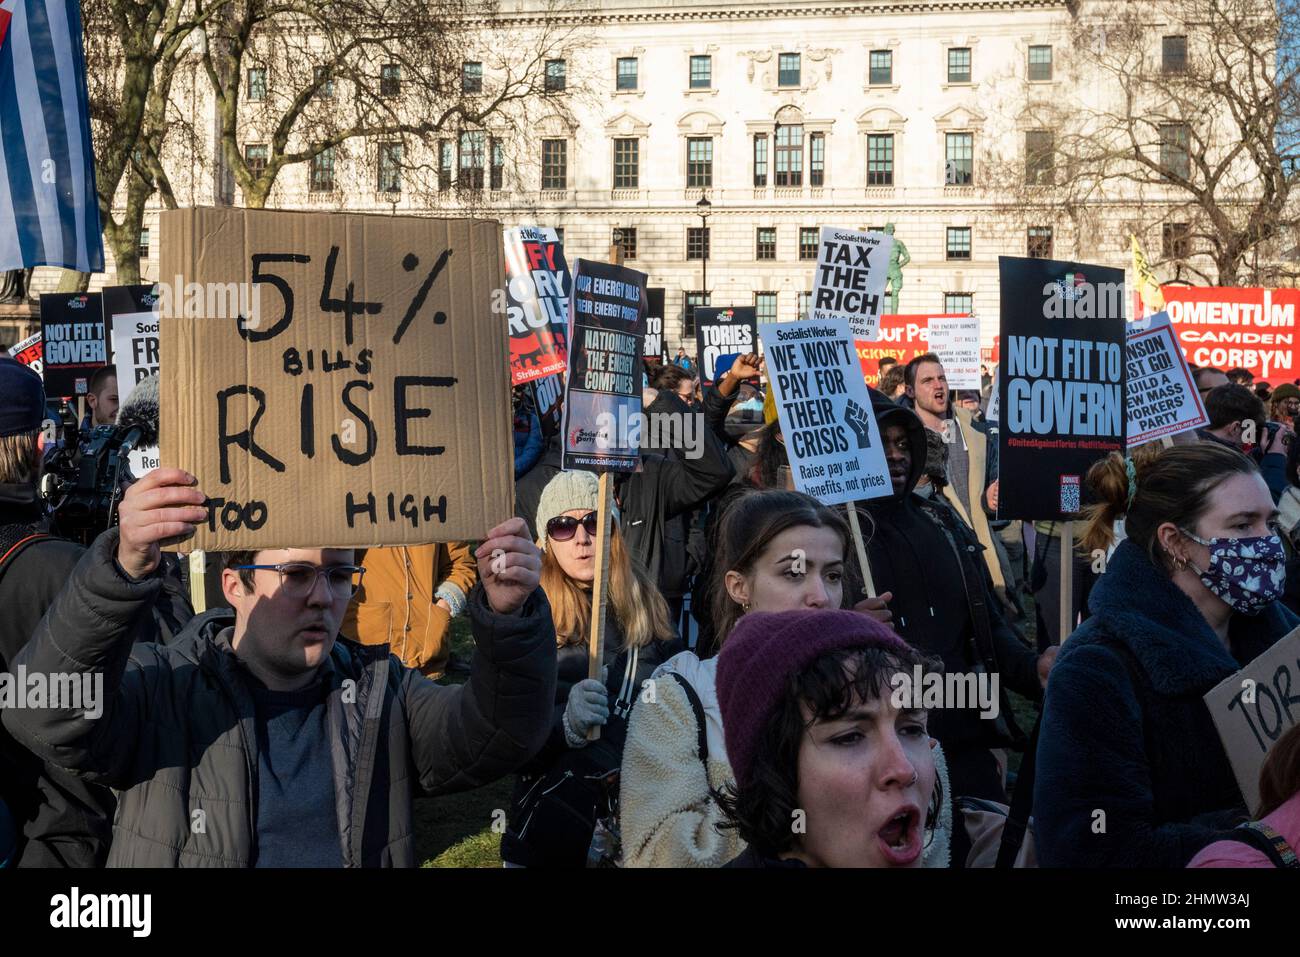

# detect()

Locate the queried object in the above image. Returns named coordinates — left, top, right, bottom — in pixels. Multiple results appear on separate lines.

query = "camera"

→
left=39, top=422, right=144, bottom=545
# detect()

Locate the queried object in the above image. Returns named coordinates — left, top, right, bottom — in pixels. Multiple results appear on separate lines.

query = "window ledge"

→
left=863, top=186, right=896, bottom=196
left=613, top=88, right=645, bottom=97
left=865, top=83, right=901, bottom=93
left=540, top=189, right=571, bottom=202
left=941, top=81, right=975, bottom=90
left=610, top=188, right=643, bottom=201
left=684, top=87, right=719, bottom=95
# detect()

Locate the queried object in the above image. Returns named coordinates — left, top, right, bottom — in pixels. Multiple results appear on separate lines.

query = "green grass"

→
left=415, top=615, right=513, bottom=867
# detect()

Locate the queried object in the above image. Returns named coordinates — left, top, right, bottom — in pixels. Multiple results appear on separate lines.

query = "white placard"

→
left=927, top=315, right=981, bottom=389
left=758, top=318, right=893, bottom=506
left=808, top=227, right=893, bottom=341
left=109, top=310, right=160, bottom=390
left=1125, top=311, right=1208, bottom=447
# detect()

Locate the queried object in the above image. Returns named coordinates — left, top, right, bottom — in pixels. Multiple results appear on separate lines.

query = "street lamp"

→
left=696, top=195, right=712, bottom=339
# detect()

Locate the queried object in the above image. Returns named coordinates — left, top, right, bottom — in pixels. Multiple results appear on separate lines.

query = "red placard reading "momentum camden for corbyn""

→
left=1163, top=286, right=1300, bottom=383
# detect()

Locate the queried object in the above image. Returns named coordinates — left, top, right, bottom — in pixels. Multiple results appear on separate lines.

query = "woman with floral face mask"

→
left=1035, top=443, right=1299, bottom=868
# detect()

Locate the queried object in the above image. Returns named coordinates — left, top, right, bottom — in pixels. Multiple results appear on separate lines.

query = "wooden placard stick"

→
left=1059, top=520, right=1073, bottom=645
left=188, top=550, right=208, bottom=614
left=587, top=471, right=616, bottom=740
left=845, top=503, right=877, bottom=599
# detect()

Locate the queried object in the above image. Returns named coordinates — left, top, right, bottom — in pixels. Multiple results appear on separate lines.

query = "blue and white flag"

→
left=0, top=0, right=104, bottom=273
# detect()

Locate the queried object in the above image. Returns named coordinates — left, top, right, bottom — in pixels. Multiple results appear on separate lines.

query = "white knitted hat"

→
left=535, top=471, right=620, bottom=549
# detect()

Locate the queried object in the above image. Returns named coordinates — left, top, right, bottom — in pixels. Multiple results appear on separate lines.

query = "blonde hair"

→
left=0, top=431, right=40, bottom=485
left=540, top=522, right=674, bottom=650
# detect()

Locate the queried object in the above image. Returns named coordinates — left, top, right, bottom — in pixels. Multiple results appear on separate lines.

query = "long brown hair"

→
left=1081, top=443, right=1258, bottom=567
left=710, top=489, right=851, bottom=645
left=1257, top=722, right=1300, bottom=818
left=540, top=521, right=674, bottom=650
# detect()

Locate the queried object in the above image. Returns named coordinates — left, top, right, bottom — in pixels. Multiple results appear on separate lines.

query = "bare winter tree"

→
left=81, top=0, right=220, bottom=285
left=986, top=0, right=1299, bottom=287
left=193, top=0, right=580, bottom=211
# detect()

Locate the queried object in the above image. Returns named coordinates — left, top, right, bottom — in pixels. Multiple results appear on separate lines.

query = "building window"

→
left=947, top=47, right=971, bottom=83
left=1163, top=222, right=1190, bottom=259
left=490, top=137, right=504, bottom=190
left=684, top=291, right=709, bottom=336
left=138, top=227, right=150, bottom=260
left=799, top=227, right=819, bottom=260
left=377, top=142, right=402, bottom=192
left=777, top=52, right=802, bottom=88
left=753, top=134, right=768, bottom=187
left=756, top=227, right=776, bottom=261
left=690, top=55, right=712, bottom=89
left=869, top=49, right=893, bottom=85
left=244, top=144, right=268, bottom=178
left=1028, top=45, right=1052, bottom=81
left=613, top=227, right=637, bottom=260
left=1027, top=226, right=1053, bottom=258
left=617, top=57, right=638, bottom=91
left=867, top=133, right=894, bottom=186
left=310, top=147, right=335, bottom=192
left=1025, top=130, right=1055, bottom=185
left=798, top=291, right=812, bottom=320
left=687, top=137, right=713, bottom=188
left=462, top=61, right=483, bottom=94
left=613, top=138, right=639, bottom=188
left=541, top=138, right=566, bottom=190
left=247, top=68, right=267, bottom=101
left=438, top=139, right=453, bottom=191
left=1160, top=123, right=1190, bottom=180
left=380, top=64, right=401, bottom=98
left=313, top=66, right=335, bottom=98
left=946, top=132, right=974, bottom=185
left=809, top=132, right=825, bottom=187
left=946, top=227, right=972, bottom=261
left=756, top=291, right=778, bottom=323
left=944, top=293, right=973, bottom=314
left=458, top=130, right=485, bottom=189
left=778, top=52, right=801, bottom=87
left=1162, top=35, right=1188, bottom=74
left=545, top=59, right=566, bottom=92
left=775, top=124, right=803, bottom=187
left=687, top=226, right=710, bottom=260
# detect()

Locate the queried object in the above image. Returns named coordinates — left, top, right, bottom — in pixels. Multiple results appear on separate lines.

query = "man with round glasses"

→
left=3, top=468, right=558, bottom=867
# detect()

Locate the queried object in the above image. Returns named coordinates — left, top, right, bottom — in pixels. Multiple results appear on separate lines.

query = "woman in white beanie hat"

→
left=501, top=470, right=679, bottom=867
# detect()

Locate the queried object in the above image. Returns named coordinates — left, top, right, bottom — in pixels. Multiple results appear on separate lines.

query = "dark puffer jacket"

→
left=1034, top=538, right=1296, bottom=868
left=3, top=530, right=558, bottom=867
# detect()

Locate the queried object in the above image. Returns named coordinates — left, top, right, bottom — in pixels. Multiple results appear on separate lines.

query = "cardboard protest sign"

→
left=504, top=226, right=569, bottom=385
left=7, top=332, right=42, bottom=374
left=695, top=306, right=757, bottom=385
left=1163, top=286, right=1300, bottom=382
left=758, top=318, right=892, bottom=506
left=809, top=227, right=893, bottom=340
left=158, top=207, right=512, bottom=551
left=998, top=258, right=1126, bottom=521
left=644, top=288, right=666, bottom=360
left=39, top=292, right=105, bottom=397
left=1203, top=626, right=1300, bottom=812
left=104, top=284, right=161, bottom=388
left=560, top=259, right=648, bottom=472
left=927, top=315, right=981, bottom=389
left=1126, top=311, right=1207, bottom=447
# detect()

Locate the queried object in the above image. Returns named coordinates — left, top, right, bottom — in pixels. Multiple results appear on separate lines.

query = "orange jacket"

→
left=341, top=543, right=478, bottom=676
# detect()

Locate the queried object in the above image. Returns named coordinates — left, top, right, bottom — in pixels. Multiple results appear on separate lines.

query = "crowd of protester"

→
left=1, top=344, right=1298, bottom=871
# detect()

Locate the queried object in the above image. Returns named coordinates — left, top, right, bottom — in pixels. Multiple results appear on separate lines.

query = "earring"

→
left=742, top=602, right=751, bottom=613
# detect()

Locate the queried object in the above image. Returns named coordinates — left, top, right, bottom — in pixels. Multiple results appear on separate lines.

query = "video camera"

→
left=38, top=376, right=159, bottom=546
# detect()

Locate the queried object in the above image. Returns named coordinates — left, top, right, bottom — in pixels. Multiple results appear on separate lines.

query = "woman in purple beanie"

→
left=715, top=609, right=945, bottom=868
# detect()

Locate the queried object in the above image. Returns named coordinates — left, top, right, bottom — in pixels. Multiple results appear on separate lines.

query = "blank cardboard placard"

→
left=1203, top=626, right=1300, bottom=813
left=159, top=207, right=511, bottom=550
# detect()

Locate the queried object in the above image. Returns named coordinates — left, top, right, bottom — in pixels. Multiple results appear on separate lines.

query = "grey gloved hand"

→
left=562, top=678, right=610, bottom=747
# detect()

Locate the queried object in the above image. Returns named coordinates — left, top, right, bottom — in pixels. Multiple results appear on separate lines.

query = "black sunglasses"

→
left=547, top=511, right=599, bottom=542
